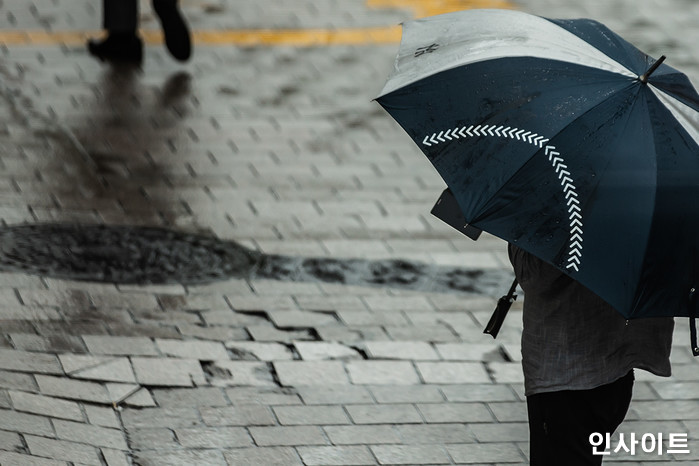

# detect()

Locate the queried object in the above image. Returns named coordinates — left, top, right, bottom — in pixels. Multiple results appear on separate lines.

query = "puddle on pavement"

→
left=0, top=223, right=511, bottom=295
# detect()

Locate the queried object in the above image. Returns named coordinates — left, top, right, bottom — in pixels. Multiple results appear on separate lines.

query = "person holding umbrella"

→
left=510, top=244, right=673, bottom=464
left=376, top=8, right=699, bottom=464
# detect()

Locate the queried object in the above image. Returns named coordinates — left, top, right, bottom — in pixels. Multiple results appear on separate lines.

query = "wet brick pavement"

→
left=0, top=0, right=698, bottom=465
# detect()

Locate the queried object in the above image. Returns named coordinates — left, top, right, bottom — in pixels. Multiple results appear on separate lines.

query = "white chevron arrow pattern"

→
left=423, top=124, right=582, bottom=272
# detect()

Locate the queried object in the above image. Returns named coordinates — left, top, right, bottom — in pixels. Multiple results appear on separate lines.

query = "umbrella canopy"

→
left=376, top=9, right=699, bottom=321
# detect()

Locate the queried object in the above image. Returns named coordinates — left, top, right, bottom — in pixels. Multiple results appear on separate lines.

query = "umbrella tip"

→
left=639, top=55, right=666, bottom=84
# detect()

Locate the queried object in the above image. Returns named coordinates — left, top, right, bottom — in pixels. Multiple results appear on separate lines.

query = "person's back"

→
left=508, top=244, right=674, bottom=465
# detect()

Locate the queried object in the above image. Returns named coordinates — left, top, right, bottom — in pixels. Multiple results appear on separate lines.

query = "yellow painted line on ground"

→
left=0, top=0, right=516, bottom=47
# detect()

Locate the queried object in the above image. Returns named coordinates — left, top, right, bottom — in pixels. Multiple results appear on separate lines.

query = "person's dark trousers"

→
left=526, top=370, right=634, bottom=465
left=103, top=0, right=138, bottom=33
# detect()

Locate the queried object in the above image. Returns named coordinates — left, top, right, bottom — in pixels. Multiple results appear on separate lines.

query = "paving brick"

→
left=82, top=335, right=158, bottom=356
left=416, top=362, right=491, bottom=384
left=371, top=444, right=451, bottom=465
left=200, top=405, right=277, bottom=427
left=224, top=387, right=302, bottom=406
left=0, top=369, right=38, bottom=391
left=369, top=385, right=444, bottom=403
left=223, top=447, right=304, bottom=466
left=175, top=426, right=252, bottom=448
left=155, top=338, right=229, bottom=360
left=297, top=385, right=374, bottom=405
left=293, top=341, right=362, bottom=360
left=9, top=333, right=86, bottom=353
left=396, top=423, right=474, bottom=444
left=247, top=325, right=315, bottom=342
left=346, top=361, right=421, bottom=385
left=54, top=419, right=128, bottom=450
left=134, top=450, right=228, bottom=466
left=447, top=442, right=525, bottom=463
left=0, top=349, right=63, bottom=374
left=274, top=361, right=350, bottom=386
left=363, top=341, right=440, bottom=360
left=0, top=429, right=24, bottom=451
left=131, top=357, right=206, bottom=387
left=9, top=391, right=84, bottom=421
left=35, top=375, right=114, bottom=404
left=250, top=425, right=329, bottom=446
left=440, top=384, right=518, bottom=402
left=630, top=400, right=699, bottom=421
left=58, top=354, right=115, bottom=374
left=126, top=427, right=179, bottom=450
left=85, top=405, right=121, bottom=429
left=298, top=445, right=377, bottom=465
left=72, top=358, right=138, bottom=384
left=346, top=404, right=423, bottom=424
left=25, top=434, right=102, bottom=465
left=324, top=425, right=402, bottom=445
left=384, top=325, right=459, bottom=342
left=178, top=324, right=249, bottom=342
left=267, top=310, right=338, bottom=328
left=487, top=402, right=529, bottom=423
left=488, top=362, right=525, bottom=384
left=121, top=407, right=202, bottom=429
left=101, top=448, right=131, bottom=466
left=435, top=343, right=506, bottom=361
left=206, top=360, right=278, bottom=387
left=0, top=408, right=55, bottom=436
left=417, top=403, right=494, bottom=423
left=152, top=387, right=228, bottom=407
left=471, top=422, right=530, bottom=443
left=226, top=341, right=294, bottom=361
left=362, top=296, right=434, bottom=312
left=274, top=405, right=351, bottom=425
left=0, top=451, right=68, bottom=466
left=337, top=310, right=410, bottom=326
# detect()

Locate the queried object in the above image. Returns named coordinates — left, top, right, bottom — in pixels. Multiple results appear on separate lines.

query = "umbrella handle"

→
left=483, top=278, right=518, bottom=339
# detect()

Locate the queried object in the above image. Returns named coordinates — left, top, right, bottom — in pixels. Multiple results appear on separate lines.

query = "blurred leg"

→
left=88, top=0, right=142, bottom=64
left=152, top=0, right=192, bottom=61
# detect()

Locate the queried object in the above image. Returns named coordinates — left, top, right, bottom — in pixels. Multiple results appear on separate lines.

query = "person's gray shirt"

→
left=509, top=244, right=674, bottom=396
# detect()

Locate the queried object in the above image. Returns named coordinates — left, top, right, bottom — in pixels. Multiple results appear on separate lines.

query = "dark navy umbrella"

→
left=376, top=9, right=699, bottom=350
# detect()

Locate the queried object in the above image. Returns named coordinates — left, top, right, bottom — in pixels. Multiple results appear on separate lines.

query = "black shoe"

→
left=87, top=33, right=143, bottom=64
left=153, top=0, right=192, bottom=61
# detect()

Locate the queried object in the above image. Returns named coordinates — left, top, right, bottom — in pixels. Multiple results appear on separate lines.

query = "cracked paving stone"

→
left=155, top=339, right=229, bottom=360
left=35, top=375, right=115, bottom=404
left=205, top=360, right=277, bottom=387
left=362, top=341, right=440, bottom=360
left=225, top=341, right=295, bottom=361
left=72, top=358, right=138, bottom=384
left=293, top=341, right=363, bottom=360
left=131, top=357, right=207, bottom=387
